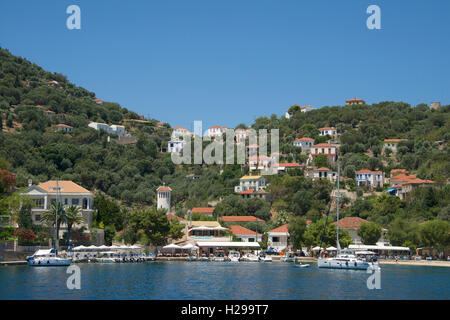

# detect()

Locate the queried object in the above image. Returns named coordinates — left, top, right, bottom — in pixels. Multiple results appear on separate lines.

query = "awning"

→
left=196, top=242, right=260, bottom=248
left=326, top=246, right=337, bottom=251
left=312, top=246, right=324, bottom=251
left=349, top=244, right=410, bottom=251
left=163, top=244, right=182, bottom=249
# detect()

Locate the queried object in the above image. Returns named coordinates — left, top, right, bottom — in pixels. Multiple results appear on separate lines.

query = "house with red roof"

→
left=389, top=173, right=433, bottom=200
left=276, top=163, right=302, bottom=173
left=190, top=207, right=216, bottom=217
left=332, top=217, right=388, bottom=245
left=319, top=127, right=337, bottom=137
left=267, top=224, right=290, bottom=252
left=56, top=124, right=73, bottom=133
left=345, top=98, right=365, bottom=106
left=293, top=137, right=314, bottom=153
left=207, top=125, right=228, bottom=138
left=311, top=167, right=337, bottom=182
left=239, top=188, right=271, bottom=200
left=94, top=98, right=104, bottom=105
left=229, top=225, right=262, bottom=242
left=309, top=143, right=338, bottom=164
left=383, top=139, right=408, bottom=154
left=355, top=169, right=385, bottom=188
left=220, top=216, right=264, bottom=223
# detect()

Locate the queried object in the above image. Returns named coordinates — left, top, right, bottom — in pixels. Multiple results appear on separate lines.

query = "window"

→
left=33, top=198, right=44, bottom=209
left=249, top=238, right=255, bottom=242
left=272, top=237, right=280, bottom=242
left=35, top=214, right=41, bottom=222
left=72, top=198, right=79, bottom=206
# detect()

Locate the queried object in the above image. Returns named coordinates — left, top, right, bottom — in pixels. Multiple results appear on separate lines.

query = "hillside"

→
left=1, top=48, right=449, bottom=246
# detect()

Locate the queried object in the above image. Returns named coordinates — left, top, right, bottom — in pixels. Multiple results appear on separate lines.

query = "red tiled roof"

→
left=239, top=189, right=255, bottom=195
left=268, top=224, right=289, bottom=234
left=346, top=98, right=364, bottom=102
left=173, top=126, right=188, bottom=130
left=230, top=225, right=261, bottom=236
left=56, top=124, right=73, bottom=128
left=391, top=169, right=409, bottom=176
left=319, top=127, right=336, bottom=131
left=156, top=186, right=172, bottom=192
left=312, top=143, right=335, bottom=148
left=295, top=137, right=314, bottom=142
left=277, top=163, right=301, bottom=168
left=167, top=213, right=186, bottom=222
left=332, top=217, right=369, bottom=230
left=220, top=216, right=264, bottom=223
left=384, top=139, right=408, bottom=143
left=316, top=167, right=331, bottom=171
left=191, top=207, right=215, bottom=214
left=356, top=169, right=383, bottom=174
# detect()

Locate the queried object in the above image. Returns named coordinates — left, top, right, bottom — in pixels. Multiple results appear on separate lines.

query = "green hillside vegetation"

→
left=1, top=47, right=449, bottom=249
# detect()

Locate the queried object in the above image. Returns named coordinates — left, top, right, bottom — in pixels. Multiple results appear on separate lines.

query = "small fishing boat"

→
left=240, top=252, right=259, bottom=262
left=259, top=253, right=272, bottom=262
left=228, top=251, right=240, bottom=262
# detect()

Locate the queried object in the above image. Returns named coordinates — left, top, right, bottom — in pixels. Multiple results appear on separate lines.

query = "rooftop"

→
left=191, top=207, right=215, bottom=214
left=268, top=224, right=289, bottom=234
left=332, top=217, right=368, bottom=230
left=230, top=225, right=262, bottom=236
left=220, top=216, right=264, bottom=223
left=35, top=180, right=91, bottom=194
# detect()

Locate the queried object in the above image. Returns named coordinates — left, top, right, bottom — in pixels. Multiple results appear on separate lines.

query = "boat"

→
left=228, top=251, right=240, bottom=262
left=199, top=256, right=210, bottom=262
left=317, top=162, right=379, bottom=271
left=295, top=263, right=310, bottom=268
left=97, top=257, right=116, bottom=263
left=281, top=252, right=296, bottom=262
left=211, top=251, right=226, bottom=262
left=27, top=248, right=72, bottom=266
left=259, top=253, right=272, bottom=262
left=27, top=180, right=72, bottom=267
left=240, top=252, right=259, bottom=262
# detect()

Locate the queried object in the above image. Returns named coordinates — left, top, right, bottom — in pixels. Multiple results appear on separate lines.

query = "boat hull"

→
left=318, top=258, right=377, bottom=270
left=27, top=258, right=71, bottom=266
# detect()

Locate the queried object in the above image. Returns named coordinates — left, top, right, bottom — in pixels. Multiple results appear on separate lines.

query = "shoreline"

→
left=378, top=259, right=450, bottom=268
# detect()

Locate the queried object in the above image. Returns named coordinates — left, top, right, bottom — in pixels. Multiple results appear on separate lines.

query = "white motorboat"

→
left=295, top=263, right=310, bottom=268
left=228, top=251, right=240, bottom=262
left=259, top=253, right=272, bottom=262
left=240, top=253, right=259, bottom=262
left=97, top=257, right=116, bottom=263
left=27, top=249, right=72, bottom=266
left=281, top=253, right=296, bottom=262
left=211, top=251, right=226, bottom=262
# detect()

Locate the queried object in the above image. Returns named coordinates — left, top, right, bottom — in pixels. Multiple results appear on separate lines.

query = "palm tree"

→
left=40, top=202, right=65, bottom=248
left=65, top=205, right=86, bottom=235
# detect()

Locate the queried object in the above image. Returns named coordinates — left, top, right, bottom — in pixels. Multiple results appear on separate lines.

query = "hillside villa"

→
left=310, top=167, right=337, bottom=182
left=171, top=126, right=191, bottom=140
left=239, top=188, right=271, bottom=200
left=308, top=143, right=338, bottom=164
left=234, top=175, right=266, bottom=193
left=276, top=163, right=302, bottom=173
left=383, top=139, right=408, bottom=154
left=88, top=122, right=127, bottom=136
left=319, top=127, right=337, bottom=138
left=22, top=180, right=94, bottom=229
left=389, top=173, right=434, bottom=200
left=346, top=98, right=365, bottom=105
left=207, top=125, right=228, bottom=138
left=293, top=137, right=314, bottom=153
left=355, top=170, right=385, bottom=188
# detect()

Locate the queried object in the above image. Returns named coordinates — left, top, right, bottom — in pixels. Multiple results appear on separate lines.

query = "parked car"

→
left=262, top=247, right=279, bottom=255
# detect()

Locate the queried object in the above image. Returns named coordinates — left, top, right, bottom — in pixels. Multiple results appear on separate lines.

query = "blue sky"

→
left=1, top=1, right=449, bottom=129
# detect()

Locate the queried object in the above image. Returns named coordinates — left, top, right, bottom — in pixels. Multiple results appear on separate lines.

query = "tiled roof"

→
left=332, top=217, right=368, bottom=230
left=316, top=167, right=331, bottom=171
left=230, top=225, right=261, bottom=236
left=173, top=126, right=188, bottom=130
left=384, top=139, right=408, bottom=143
left=156, top=186, right=172, bottom=192
left=167, top=213, right=186, bottom=222
left=391, top=169, right=409, bottom=176
left=239, top=189, right=255, bottom=195
left=294, top=137, right=314, bottom=142
left=56, top=124, right=73, bottom=128
left=319, top=127, right=336, bottom=131
left=277, top=163, right=301, bottom=168
left=240, top=175, right=262, bottom=180
left=356, top=169, right=383, bottom=174
left=191, top=207, right=215, bottom=214
left=312, top=143, right=335, bottom=148
left=220, top=216, right=264, bottom=222
left=268, top=224, right=289, bottom=234
left=346, top=98, right=364, bottom=102
left=37, top=181, right=91, bottom=194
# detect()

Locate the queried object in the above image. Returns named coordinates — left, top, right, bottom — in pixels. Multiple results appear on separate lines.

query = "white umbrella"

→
left=213, top=226, right=229, bottom=231
left=312, top=246, right=324, bottom=251
left=87, top=245, right=98, bottom=250
left=129, top=245, right=142, bottom=250
left=188, top=226, right=212, bottom=231
left=119, top=245, right=130, bottom=250
left=73, top=245, right=87, bottom=251
left=163, top=243, right=182, bottom=249
left=109, top=245, right=120, bottom=250
left=98, top=245, right=109, bottom=250
left=326, top=246, right=337, bottom=251
left=181, top=243, right=198, bottom=250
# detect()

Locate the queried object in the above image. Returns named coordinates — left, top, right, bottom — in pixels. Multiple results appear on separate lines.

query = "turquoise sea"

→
left=1, top=262, right=449, bottom=300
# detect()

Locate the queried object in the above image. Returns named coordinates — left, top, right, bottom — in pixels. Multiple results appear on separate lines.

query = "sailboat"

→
left=27, top=180, right=72, bottom=266
left=317, top=162, right=379, bottom=270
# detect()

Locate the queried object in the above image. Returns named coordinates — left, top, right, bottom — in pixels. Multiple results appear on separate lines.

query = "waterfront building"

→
left=229, top=225, right=262, bottom=242
left=234, top=175, right=266, bottom=193
left=332, top=217, right=389, bottom=245
left=157, top=185, right=172, bottom=214
left=267, top=224, right=290, bottom=252
left=355, top=169, right=385, bottom=188
left=22, top=180, right=94, bottom=228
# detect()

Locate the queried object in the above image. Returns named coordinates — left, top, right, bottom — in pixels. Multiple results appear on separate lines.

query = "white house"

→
left=234, top=175, right=266, bottom=193
left=235, top=129, right=251, bottom=144
left=311, top=167, right=337, bottom=182
left=168, top=140, right=187, bottom=153
left=319, top=127, right=337, bottom=137
left=293, top=137, right=314, bottom=153
left=207, top=125, right=228, bottom=138
left=383, top=139, right=408, bottom=154
left=171, top=126, right=191, bottom=140
left=22, top=180, right=94, bottom=229
left=248, top=155, right=272, bottom=171
left=110, top=125, right=126, bottom=136
left=267, top=224, right=289, bottom=252
left=88, top=122, right=110, bottom=132
left=355, top=170, right=385, bottom=188
left=230, top=225, right=262, bottom=242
